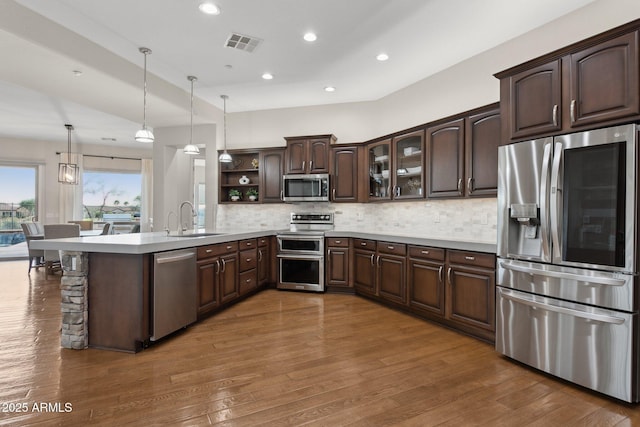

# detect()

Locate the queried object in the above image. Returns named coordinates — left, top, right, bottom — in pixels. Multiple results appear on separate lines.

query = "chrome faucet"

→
left=165, top=211, right=176, bottom=235
left=178, top=201, right=196, bottom=236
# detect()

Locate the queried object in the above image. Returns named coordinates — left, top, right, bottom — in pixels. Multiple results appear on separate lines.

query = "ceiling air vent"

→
left=225, top=32, right=262, bottom=53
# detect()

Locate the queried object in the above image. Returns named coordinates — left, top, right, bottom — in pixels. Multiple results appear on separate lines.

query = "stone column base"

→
left=59, top=251, right=89, bottom=350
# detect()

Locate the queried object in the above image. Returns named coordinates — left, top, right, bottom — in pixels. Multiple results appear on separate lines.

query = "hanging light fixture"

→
left=135, top=47, right=154, bottom=143
left=218, top=94, right=232, bottom=163
left=183, top=75, right=200, bottom=155
left=58, top=124, right=79, bottom=185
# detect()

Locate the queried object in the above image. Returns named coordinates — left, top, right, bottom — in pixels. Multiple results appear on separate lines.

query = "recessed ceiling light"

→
left=72, top=70, right=83, bottom=76
left=303, top=32, right=317, bottom=42
left=224, top=64, right=233, bottom=69
left=199, top=2, right=220, bottom=15
left=324, top=86, right=335, bottom=92
left=376, top=53, right=389, bottom=61
left=262, top=73, right=274, bottom=80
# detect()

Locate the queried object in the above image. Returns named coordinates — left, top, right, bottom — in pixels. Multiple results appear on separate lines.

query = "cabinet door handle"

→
left=552, top=104, right=558, bottom=126
left=205, top=249, right=213, bottom=254
left=438, top=265, right=443, bottom=283
left=376, top=255, right=380, bottom=267
left=215, top=259, right=220, bottom=274
left=258, top=249, right=263, bottom=261
left=361, top=242, right=368, bottom=246
left=447, top=267, right=452, bottom=284
left=302, top=160, right=306, bottom=171
left=387, top=245, right=394, bottom=250
left=246, top=258, right=252, bottom=262
left=246, top=242, right=251, bottom=246
left=332, top=188, right=336, bottom=199
left=370, top=253, right=374, bottom=265
left=467, top=178, right=473, bottom=195
left=421, top=250, right=430, bottom=255
left=280, top=190, right=284, bottom=201
left=246, top=279, right=251, bottom=283
left=309, top=160, right=313, bottom=171
left=570, top=99, right=576, bottom=123
left=327, top=249, right=331, bottom=256
left=457, top=178, right=462, bottom=194
left=335, top=240, right=341, bottom=244
left=221, top=258, right=226, bottom=272
left=465, top=256, right=475, bottom=261
left=226, top=245, right=233, bottom=250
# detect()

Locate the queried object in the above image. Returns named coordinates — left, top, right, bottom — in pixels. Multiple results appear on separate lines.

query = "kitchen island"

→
left=31, top=230, right=496, bottom=352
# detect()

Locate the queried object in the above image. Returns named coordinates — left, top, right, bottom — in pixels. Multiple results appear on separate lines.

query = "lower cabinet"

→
left=197, top=242, right=238, bottom=318
left=352, top=238, right=496, bottom=342
left=326, top=237, right=351, bottom=290
left=408, top=246, right=445, bottom=316
left=257, top=236, right=270, bottom=286
left=445, top=250, right=496, bottom=337
left=238, top=239, right=258, bottom=296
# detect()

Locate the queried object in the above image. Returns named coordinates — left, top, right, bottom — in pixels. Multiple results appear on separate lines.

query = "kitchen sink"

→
left=166, top=232, right=224, bottom=238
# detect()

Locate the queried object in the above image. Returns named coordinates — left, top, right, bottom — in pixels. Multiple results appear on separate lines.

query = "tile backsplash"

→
left=216, top=198, right=497, bottom=244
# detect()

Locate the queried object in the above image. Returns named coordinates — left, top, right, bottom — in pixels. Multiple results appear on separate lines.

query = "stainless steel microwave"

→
left=282, top=174, right=330, bottom=202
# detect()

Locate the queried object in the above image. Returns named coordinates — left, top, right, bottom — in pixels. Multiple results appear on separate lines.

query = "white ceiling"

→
left=0, top=0, right=596, bottom=147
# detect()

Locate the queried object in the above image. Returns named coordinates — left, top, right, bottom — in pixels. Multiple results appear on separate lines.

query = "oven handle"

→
left=499, top=261, right=626, bottom=287
left=498, top=288, right=625, bottom=325
left=277, top=254, right=324, bottom=260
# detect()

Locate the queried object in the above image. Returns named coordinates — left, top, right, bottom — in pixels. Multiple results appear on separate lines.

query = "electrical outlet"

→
left=434, top=213, right=440, bottom=223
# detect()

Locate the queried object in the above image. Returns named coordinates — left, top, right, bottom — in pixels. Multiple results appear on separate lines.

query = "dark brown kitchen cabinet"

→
left=367, top=131, right=425, bottom=201
left=408, top=246, right=445, bottom=317
left=498, top=28, right=639, bottom=141
left=426, top=118, right=465, bottom=198
left=465, top=108, right=501, bottom=197
left=568, top=31, right=639, bottom=128
left=326, top=237, right=351, bottom=290
left=257, top=236, right=270, bottom=286
left=505, top=60, right=562, bottom=140
left=426, top=104, right=500, bottom=199
left=238, top=239, right=257, bottom=296
left=284, top=135, right=336, bottom=174
left=196, top=242, right=238, bottom=317
left=259, top=149, right=284, bottom=203
left=353, top=239, right=376, bottom=295
left=445, top=250, right=495, bottom=337
left=218, top=150, right=261, bottom=204
left=330, top=146, right=359, bottom=202
left=376, top=242, right=407, bottom=305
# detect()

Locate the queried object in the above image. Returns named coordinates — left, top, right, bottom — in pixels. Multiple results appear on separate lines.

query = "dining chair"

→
left=21, top=222, right=44, bottom=274
left=43, top=224, right=80, bottom=279
left=68, top=220, right=93, bottom=231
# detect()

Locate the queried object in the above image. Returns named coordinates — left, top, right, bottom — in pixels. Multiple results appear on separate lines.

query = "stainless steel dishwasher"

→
left=151, top=248, right=197, bottom=341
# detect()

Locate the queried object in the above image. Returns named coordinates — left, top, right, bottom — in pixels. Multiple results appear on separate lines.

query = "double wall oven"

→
left=496, top=123, right=640, bottom=402
left=277, top=213, right=333, bottom=292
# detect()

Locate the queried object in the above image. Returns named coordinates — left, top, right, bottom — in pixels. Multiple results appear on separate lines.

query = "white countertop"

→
left=31, top=229, right=496, bottom=255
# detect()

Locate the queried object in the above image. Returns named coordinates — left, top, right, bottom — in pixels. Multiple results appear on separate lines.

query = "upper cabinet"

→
left=367, top=131, right=425, bottom=201
left=330, top=145, right=360, bottom=202
left=498, top=29, right=639, bottom=142
left=284, top=135, right=336, bottom=174
left=219, top=149, right=284, bottom=204
left=259, top=149, right=285, bottom=203
left=426, top=104, right=500, bottom=199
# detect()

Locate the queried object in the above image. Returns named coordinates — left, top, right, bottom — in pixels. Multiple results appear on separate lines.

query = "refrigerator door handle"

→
left=549, top=142, right=563, bottom=260
left=499, top=261, right=627, bottom=287
left=539, top=143, right=552, bottom=262
left=499, top=288, right=625, bottom=325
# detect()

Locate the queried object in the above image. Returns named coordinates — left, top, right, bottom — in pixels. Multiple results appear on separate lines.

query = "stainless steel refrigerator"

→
left=496, top=123, right=640, bottom=402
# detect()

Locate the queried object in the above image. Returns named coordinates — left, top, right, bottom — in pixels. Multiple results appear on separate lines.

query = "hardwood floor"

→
left=1, top=259, right=639, bottom=426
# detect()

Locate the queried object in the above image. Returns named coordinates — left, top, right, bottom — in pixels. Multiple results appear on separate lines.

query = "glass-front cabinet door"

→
left=393, top=130, right=425, bottom=199
left=368, top=139, right=391, bottom=200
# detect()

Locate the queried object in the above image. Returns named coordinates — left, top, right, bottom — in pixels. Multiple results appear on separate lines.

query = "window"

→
left=83, top=171, right=142, bottom=221
left=0, top=164, right=37, bottom=258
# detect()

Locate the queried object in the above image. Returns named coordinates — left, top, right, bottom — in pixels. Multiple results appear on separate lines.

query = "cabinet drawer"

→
left=239, top=248, right=257, bottom=272
left=377, top=241, right=407, bottom=256
left=239, top=239, right=257, bottom=250
left=197, top=242, right=238, bottom=259
left=258, top=237, right=269, bottom=247
left=353, top=239, right=376, bottom=251
left=326, top=237, right=349, bottom=247
left=409, top=246, right=445, bottom=261
left=448, top=250, right=495, bottom=269
left=239, top=269, right=257, bottom=293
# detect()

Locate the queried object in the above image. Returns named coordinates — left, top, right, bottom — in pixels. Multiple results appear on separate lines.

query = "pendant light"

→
left=218, top=95, right=232, bottom=163
left=183, top=75, right=200, bottom=155
left=135, top=47, right=154, bottom=143
left=58, top=124, right=79, bottom=185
